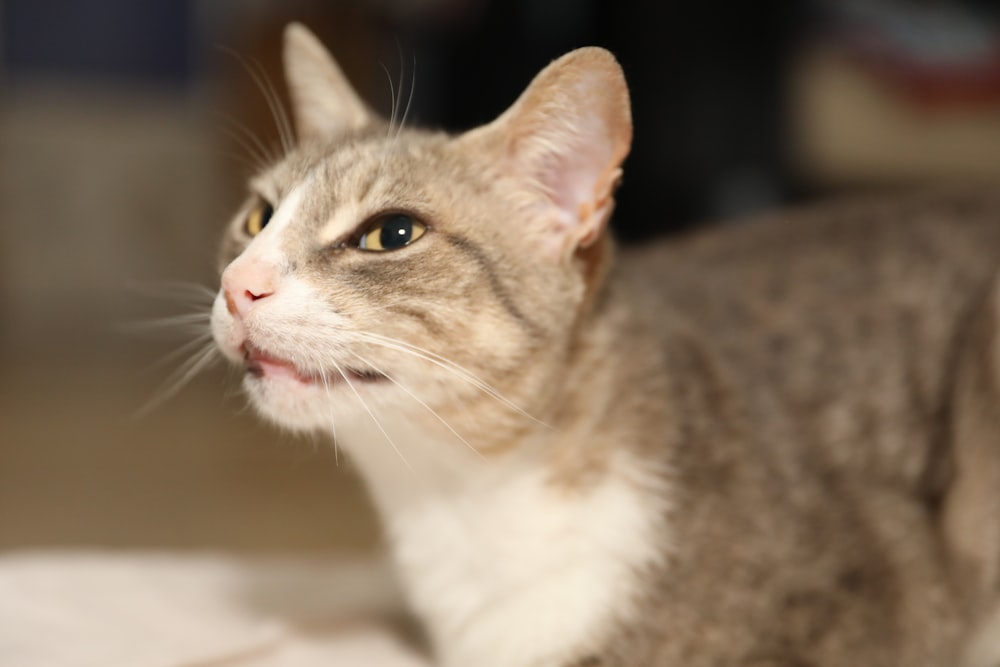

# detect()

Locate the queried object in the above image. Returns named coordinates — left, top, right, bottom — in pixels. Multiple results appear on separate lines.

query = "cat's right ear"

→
left=283, top=23, right=372, bottom=141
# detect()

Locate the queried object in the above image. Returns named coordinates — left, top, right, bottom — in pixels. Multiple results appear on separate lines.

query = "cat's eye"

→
left=358, top=214, right=427, bottom=252
left=244, top=201, right=274, bottom=237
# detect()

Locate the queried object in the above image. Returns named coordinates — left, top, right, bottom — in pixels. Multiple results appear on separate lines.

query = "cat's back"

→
left=629, top=188, right=1000, bottom=330
left=599, top=189, right=1000, bottom=666
left=621, top=187, right=1000, bottom=483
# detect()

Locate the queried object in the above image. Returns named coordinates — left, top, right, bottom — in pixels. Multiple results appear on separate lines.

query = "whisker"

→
left=216, top=112, right=279, bottom=166
left=395, top=51, right=416, bottom=144
left=351, top=331, right=549, bottom=428
left=379, top=61, right=398, bottom=141
left=332, top=298, right=415, bottom=318
left=217, top=148, right=268, bottom=175
left=320, top=372, right=340, bottom=467
left=350, top=350, right=486, bottom=462
left=217, top=116, right=275, bottom=165
left=135, top=341, right=220, bottom=417
left=117, top=280, right=214, bottom=347
left=125, top=280, right=216, bottom=305
left=328, top=356, right=411, bottom=470
left=119, top=312, right=213, bottom=334
left=245, top=55, right=297, bottom=155
left=216, top=45, right=295, bottom=157
left=391, top=37, right=406, bottom=139
left=355, top=333, right=512, bottom=409
left=371, top=59, right=399, bottom=185
left=143, top=333, right=216, bottom=370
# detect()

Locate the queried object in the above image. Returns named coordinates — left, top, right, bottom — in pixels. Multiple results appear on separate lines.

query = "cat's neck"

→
left=330, top=278, right=669, bottom=667
left=323, top=268, right=672, bottom=666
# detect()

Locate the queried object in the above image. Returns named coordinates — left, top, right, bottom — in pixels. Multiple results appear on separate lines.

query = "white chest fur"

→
left=336, top=415, right=666, bottom=667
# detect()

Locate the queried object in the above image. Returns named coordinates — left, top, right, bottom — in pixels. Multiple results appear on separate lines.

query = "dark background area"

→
left=406, top=0, right=801, bottom=237
left=3, top=0, right=808, bottom=238
left=2, top=0, right=999, bottom=552
left=6, top=0, right=1000, bottom=234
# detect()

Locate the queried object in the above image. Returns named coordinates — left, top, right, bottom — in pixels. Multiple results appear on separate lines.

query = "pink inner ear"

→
left=517, top=107, right=626, bottom=258
left=545, top=121, right=614, bottom=214
left=471, top=47, right=631, bottom=260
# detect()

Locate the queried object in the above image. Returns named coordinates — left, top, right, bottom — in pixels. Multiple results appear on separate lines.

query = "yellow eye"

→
left=358, top=214, right=427, bottom=251
left=244, top=201, right=273, bottom=237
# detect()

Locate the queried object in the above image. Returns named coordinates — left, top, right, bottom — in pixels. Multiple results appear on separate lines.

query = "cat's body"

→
left=209, top=24, right=1000, bottom=666
left=607, top=197, right=1000, bottom=666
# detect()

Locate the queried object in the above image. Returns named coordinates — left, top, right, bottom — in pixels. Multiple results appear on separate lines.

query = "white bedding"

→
left=0, top=551, right=423, bottom=667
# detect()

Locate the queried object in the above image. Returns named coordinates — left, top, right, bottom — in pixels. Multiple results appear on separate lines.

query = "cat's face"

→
left=210, top=24, right=631, bottom=448
left=211, top=130, right=572, bottom=437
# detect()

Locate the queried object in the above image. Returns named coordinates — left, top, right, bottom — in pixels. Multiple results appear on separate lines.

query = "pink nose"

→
left=221, top=260, right=277, bottom=318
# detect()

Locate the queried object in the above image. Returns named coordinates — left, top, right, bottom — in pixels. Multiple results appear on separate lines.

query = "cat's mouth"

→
left=242, top=343, right=385, bottom=386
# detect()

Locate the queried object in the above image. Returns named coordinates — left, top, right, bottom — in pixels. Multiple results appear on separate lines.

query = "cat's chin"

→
left=242, top=373, right=347, bottom=432
left=230, top=343, right=390, bottom=431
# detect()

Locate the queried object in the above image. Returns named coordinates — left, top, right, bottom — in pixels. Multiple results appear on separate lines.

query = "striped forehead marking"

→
left=316, top=198, right=366, bottom=247
left=236, top=183, right=307, bottom=266
left=313, top=158, right=385, bottom=246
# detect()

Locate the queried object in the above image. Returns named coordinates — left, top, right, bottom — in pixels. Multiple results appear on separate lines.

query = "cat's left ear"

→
left=283, top=23, right=372, bottom=141
left=461, top=47, right=632, bottom=263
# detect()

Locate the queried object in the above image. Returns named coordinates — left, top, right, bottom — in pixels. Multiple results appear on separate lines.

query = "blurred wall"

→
left=0, top=0, right=381, bottom=553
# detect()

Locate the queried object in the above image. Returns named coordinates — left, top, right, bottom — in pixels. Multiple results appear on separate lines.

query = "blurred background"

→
left=2, top=0, right=1000, bottom=555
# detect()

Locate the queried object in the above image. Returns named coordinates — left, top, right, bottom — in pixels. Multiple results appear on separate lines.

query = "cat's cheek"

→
left=243, top=378, right=331, bottom=432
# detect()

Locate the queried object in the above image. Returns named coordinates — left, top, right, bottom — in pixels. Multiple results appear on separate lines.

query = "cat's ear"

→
left=283, top=23, right=372, bottom=141
left=461, top=47, right=632, bottom=263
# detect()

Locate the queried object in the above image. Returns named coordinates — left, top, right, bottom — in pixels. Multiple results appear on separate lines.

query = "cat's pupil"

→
left=258, top=203, right=273, bottom=229
left=381, top=215, right=413, bottom=249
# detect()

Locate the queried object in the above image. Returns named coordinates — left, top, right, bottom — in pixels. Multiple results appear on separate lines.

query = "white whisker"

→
left=216, top=45, right=295, bottom=156
left=333, top=298, right=415, bottom=318
left=136, top=341, right=220, bottom=417
left=217, top=149, right=268, bottom=174
left=216, top=113, right=279, bottom=166
left=320, top=372, right=340, bottom=467
left=370, top=60, right=400, bottom=185
left=247, top=55, right=297, bottom=155
left=119, top=313, right=213, bottom=335
left=395, top=52, right=416, bottom=144
left=380, top=61, right=398, bottom=141
left=350, top=350, right=487, bottom=462
left=352, top=331, right=549, bottom=428
left=328, top=357, right=411, bottom=470
left=144, top=333, right=216, bottom=371
left=125, top=280, right=216, bottom=305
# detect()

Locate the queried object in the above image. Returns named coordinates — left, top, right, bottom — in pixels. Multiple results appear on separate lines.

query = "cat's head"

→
left=211, top=24, right=631, bottom=447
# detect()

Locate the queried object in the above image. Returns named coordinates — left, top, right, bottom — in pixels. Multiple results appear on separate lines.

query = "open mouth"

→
left=242, top=343, right=385, bottom=386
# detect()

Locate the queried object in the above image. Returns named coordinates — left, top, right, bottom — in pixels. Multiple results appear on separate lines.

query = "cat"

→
left=209, top=22, right=1000, bottom=667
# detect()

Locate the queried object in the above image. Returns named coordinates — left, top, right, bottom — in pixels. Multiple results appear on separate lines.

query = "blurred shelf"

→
left=790, top=46, right=1000, bottom=187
